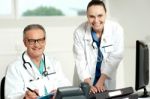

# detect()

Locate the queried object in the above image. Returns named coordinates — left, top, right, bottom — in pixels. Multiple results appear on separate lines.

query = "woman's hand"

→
left=95, top=74, right=108, bottom=92
left=84, top=78, right=98, bottom=94
left=90, top=86, right=98, bottom=94
left=95, top=81, right=105, bottom=92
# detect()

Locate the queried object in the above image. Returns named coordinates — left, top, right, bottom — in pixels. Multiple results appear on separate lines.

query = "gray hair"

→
left=23, top=24, right=46, bottom=38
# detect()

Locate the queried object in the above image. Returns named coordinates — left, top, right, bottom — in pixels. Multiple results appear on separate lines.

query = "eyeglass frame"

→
left=26, top=37, right=46, bottom=45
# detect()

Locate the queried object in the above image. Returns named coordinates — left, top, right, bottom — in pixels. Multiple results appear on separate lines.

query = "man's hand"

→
left=24, top=89, right=39, bottom=99
left=50, top=89, right=57, bottom=99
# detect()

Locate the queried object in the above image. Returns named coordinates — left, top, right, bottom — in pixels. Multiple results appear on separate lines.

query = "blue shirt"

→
left=91, top=29, right=103, bottom=85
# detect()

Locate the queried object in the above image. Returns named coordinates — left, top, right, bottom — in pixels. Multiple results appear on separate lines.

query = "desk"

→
left=136, top=91, right=150, bottom=99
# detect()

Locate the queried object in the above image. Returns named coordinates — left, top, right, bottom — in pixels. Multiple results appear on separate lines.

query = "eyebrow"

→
left=88, top=13, right=103, bottom=17
left=27, top=37, right=45, bottom=40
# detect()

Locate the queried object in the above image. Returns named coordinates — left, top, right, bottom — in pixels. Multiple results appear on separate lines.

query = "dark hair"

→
left=23, top=24, right=46, bottom=38
left=87, top=0, right=106, bottom=12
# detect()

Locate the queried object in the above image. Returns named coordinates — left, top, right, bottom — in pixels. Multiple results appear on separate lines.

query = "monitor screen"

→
left=135, top=40, right=149, bottom=97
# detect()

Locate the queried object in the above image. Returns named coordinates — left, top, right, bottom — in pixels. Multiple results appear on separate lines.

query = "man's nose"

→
left=34, top=40, right=40, bottom=45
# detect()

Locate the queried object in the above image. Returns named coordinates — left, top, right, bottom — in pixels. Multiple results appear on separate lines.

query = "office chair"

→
left=0, top=76, right=5, bottom=99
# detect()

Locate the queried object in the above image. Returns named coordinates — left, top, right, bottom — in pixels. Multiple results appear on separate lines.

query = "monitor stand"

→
left=138, top=87, right=150, bottom=98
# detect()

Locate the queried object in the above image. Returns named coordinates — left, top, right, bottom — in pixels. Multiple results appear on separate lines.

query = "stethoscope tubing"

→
left=22, top=51, right=48, bottom=77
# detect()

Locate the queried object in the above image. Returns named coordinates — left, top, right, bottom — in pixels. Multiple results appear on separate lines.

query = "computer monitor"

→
left=135, top=40, right=150, bottom=97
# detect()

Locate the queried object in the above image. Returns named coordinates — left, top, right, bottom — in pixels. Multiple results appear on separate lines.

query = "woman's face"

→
left=87, top=5, right=106, bottom=33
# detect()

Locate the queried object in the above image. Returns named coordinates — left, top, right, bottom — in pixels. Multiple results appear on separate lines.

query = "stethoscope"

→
left=91, top=30, right=104, bottom=62
left=92, top=41, right=98, bottom=49
left=22, top=51, right=50, bottom=78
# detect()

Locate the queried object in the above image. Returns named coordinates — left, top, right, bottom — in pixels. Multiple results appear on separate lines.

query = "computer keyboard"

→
left=88, top=87, right=138, bottom=99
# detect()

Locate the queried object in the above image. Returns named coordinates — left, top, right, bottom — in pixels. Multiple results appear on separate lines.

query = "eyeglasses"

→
left=26, top=37, right=45, bottom=45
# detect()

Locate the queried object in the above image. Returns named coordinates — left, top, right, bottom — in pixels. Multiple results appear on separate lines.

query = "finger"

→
left=26, top=90, right=38, bottom=99
left=95, top=85, right=102, bottom=92
left=25, top=91, right=32, bottom=99
left=51, top=89, right=57, bottom=94
left=97, top=86, right=106, bottom=92
left=101, top=86, right=106, bottom=92
left=33, top=89, right=39, bottom=96
left=90, top=86, right=97, bottom=94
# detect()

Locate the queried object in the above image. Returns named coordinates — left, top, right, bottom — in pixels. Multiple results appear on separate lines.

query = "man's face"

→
left=24, top=29, right=46, bottom=59
left=87, top=5, right=106, bottom=33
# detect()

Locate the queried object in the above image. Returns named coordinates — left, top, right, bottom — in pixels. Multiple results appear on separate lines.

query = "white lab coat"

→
left=5, top=52, right=71, bottom=99
left=73, top=20, right=124, bottom=89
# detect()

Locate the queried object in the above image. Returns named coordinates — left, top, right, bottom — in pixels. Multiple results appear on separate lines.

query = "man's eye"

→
left=28, top=39, right=35, bottom=42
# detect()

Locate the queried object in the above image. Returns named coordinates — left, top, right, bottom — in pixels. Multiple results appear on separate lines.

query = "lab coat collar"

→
left=23, top=51, right=44, bottom=63
left=84, top=21, right=111, bottom=47
left=84, top=22, right=93, bottom=45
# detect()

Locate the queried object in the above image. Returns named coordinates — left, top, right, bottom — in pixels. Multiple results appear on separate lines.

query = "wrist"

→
left=84, top=78, right=92, bottom=86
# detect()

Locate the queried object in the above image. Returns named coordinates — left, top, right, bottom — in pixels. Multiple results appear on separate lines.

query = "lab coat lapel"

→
left=84, top=22, right=112, bottom=48
left=101, top=23, right=113, bottom=48
left=84, top=23, right=93, bottom=46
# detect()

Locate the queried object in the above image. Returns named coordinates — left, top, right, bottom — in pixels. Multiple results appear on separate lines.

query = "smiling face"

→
left=87, top=5, right=106, bottom=33
left=24, top=28, right=46, bottom=59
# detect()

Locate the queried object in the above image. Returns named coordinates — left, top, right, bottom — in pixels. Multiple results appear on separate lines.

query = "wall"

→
left=109, top=0, right=150, bottom=90
left=0, top=17, right=86, bottom=84
left=0, top=0, right=150, bottom=91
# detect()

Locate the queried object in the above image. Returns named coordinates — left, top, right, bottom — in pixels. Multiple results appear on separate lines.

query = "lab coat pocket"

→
left=26, top=78, right=45, bottom=96
left=44, top=73, right=57, bottom=92
left=103, top=45, right=114, bottom=53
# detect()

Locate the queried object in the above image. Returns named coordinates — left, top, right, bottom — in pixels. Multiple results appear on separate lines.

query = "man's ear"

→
left=23, top=39, right=27, bottom=47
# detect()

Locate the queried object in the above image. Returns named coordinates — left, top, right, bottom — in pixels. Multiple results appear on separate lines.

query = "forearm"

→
left=84, top=78, right=92, bottom=86
left=94, top=74, right=108, bottom=92
left=98, top=74, right=108, bottom=85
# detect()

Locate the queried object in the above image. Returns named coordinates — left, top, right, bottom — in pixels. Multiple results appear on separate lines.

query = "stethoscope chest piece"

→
left=42, top=71, right=48, bottom=77
left=92, top=42, right=97, bottom=49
